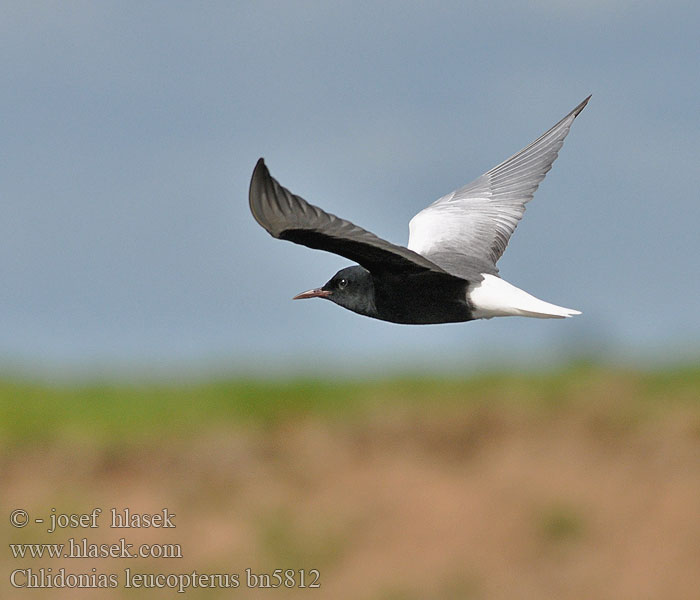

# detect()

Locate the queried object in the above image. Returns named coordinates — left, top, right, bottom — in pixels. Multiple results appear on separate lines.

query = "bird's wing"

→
left=408, top=96, right=590, bottom=280
left=250, top=159, right=449, bottom=276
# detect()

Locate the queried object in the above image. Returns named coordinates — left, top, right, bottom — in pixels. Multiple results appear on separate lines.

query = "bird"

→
left=249, top=96, right=590, bottom=325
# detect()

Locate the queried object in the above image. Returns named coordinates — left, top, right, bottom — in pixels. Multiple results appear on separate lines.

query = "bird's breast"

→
left=372, top=272, right=473, bottom=325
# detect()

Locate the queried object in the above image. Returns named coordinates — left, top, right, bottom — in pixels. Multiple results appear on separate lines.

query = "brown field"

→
left=2, top=366, right=699, bottom=599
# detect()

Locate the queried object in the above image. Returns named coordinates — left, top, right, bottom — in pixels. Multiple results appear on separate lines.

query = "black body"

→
left=373, top=271, right=473, bottom=324
left=320, top=265, right=473, bottom=325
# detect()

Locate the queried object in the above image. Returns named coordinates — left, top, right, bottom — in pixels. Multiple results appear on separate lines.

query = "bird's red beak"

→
left=293, top=288, right=332, bottom=300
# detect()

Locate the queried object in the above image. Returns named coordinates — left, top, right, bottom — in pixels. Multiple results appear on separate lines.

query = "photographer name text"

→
left=10, top=508, right=175, bottom=533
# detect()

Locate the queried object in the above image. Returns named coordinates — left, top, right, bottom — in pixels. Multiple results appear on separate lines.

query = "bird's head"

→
left=293, top=265, right=376, bottom=317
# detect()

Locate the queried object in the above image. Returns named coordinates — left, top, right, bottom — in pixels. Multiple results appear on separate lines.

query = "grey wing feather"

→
left=408, top=96, right=590, bottom=279
left=249, top=159, right=448, bottom=275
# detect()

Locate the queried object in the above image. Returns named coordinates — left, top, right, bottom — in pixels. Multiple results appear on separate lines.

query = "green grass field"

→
left=2, top=364, right=698, bottom=444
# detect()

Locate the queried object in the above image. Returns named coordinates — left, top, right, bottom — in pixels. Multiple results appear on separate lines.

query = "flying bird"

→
left=249, top=96, right=590, bottom=325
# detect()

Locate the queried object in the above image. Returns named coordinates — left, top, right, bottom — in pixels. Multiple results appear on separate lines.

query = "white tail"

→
left=468, top=274, right=581, bottom=319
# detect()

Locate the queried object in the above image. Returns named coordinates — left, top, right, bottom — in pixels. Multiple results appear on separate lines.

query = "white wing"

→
left=408, top=96, right=590, bottom=281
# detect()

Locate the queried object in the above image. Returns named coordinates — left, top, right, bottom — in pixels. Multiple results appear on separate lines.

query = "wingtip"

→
left=250, top=157, right=271, bottom=192
left=572, top=95, right=592, bottom=118
left=249, top=157, right=273, bottom=229
left=253, top=157, right=268, bottom=175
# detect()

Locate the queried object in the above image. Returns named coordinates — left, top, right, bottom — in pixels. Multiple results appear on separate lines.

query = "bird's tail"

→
left=469, top=274, right=581, bottom=320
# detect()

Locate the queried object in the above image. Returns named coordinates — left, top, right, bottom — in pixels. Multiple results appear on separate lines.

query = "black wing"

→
left=249, top=158, right=449, bottom=275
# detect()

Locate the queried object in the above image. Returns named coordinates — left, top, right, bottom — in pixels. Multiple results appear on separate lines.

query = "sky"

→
left=1, top=2, right=698, bottom=379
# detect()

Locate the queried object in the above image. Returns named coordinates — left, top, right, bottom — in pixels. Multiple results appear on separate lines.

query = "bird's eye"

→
left=338, top=278, right=348, bottom=289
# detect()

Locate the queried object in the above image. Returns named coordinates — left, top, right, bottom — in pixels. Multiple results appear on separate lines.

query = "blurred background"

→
left=1, top=2, right=698, bottom=599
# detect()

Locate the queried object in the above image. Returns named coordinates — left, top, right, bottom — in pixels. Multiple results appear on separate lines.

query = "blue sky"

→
left=1, top=2, right=698, bottom=378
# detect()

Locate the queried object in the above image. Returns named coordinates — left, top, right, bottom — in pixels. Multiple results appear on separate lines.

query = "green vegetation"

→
left=1, top=364, right=698, bottom=446
left=537, top=502, right=586, bottom=543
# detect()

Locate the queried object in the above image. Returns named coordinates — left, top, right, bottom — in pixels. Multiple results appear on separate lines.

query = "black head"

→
left=293, top=265, right=377, bottom=317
